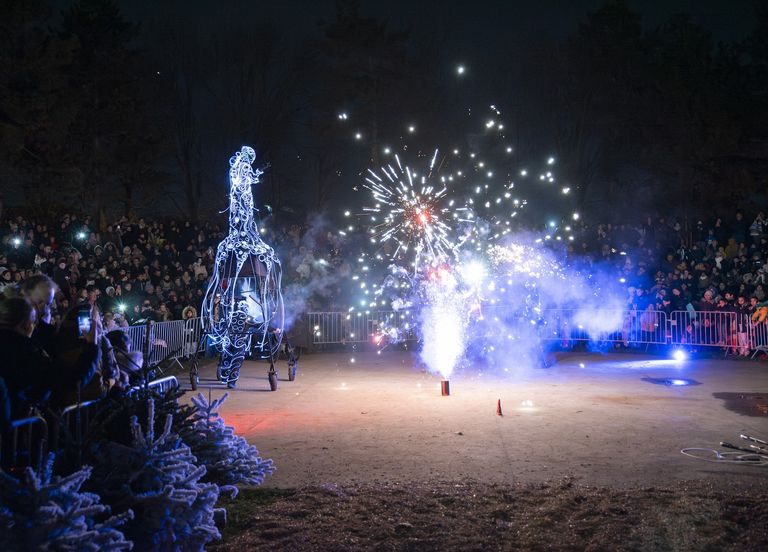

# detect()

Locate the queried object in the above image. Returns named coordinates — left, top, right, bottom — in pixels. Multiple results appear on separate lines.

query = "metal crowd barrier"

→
left=50, top=399, right=102, bottom=453
left=300, top=308, right=768, bottom=355
left=670, top=310, right=737, bottom=349
left=130, top=310, right=768, bottom=355
left=750, top=317, right=768, bottom=358
left=477, top=307, right=669, bottom=345
left=126, top=375, right=180, bottom=399
left=124, top=317, right=203, bottom=365
left=668, top=310, right=761, bottom=356
left=123, top=324, right=146, bottom=353
left=0, top=416, right=48, bottom=473
left=306, top=310, right=418, bottom=345
left=307, top=311, right=365, bottom=344
left=0, top=375, right=184, bottom=477
left=305, top=308, right=671, bottom=347
left=143, top=375, right=179, bottom=396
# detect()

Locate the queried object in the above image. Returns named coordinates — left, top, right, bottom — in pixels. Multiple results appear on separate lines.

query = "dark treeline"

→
left=1, top=0, right=768, bottom=227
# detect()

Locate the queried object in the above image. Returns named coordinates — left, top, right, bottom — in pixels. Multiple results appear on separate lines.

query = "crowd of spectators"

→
left=0, top=212, right=353, bottom=327
left=3, top=209, right=768, bottom=325
left=565, top=211, right=768, bottom=318
left=0, top=213, right=224, bottom=326
left=2, top=207, right=768, bottom=422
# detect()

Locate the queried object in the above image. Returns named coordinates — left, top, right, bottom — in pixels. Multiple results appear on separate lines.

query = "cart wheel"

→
left=268, top=372, right=278, bottom=391
left=288, top=362, right=297, bottom=381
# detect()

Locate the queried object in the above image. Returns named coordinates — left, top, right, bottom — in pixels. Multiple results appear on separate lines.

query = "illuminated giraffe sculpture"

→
left=201, top=146, right=284, bottom=388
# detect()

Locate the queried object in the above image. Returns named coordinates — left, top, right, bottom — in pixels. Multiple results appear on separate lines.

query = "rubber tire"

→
left=268, top=372, right=278, bottom=391
left=288, top=364, right=297, bottom=381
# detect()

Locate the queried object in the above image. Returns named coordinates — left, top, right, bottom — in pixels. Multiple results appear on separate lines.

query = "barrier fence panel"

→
left=132, top=311, right=766, bottom=354
left=147, top=319, right=202, bottom=365
left=46, top=377, right=181, bottom=464
left=307, top=312, right=342, bottom=344
left=147, top=375, right=180, bottom=395
left=669, top=310, right=750, bottom=351
left=124, top=324, right=146, bottom=352
left=306, top=310, right=420, bottom=345
left=367, top=310, right=418, bottom=344
left=124, top=318, right=203, bottom=364
left=343, top=312, right=371, bottom=343
left=303, top=308, right=672, bottom=347
left=459, top=307, right=670, bottom=346
left=56, top=399, right=102, bottom=453
left=746, top=313, right=768, bottom=357
left=0, top=416, right=48, bottom=473
left=128, top=375, right=180, bottom=398
left=307, top=311, right=369, bottom=344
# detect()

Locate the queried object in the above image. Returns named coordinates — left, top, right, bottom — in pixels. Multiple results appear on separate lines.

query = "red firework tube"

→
left=441, top=379, right=450, bottom=396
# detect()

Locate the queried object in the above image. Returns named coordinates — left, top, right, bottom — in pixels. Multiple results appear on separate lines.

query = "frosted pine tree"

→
left=184, top=392, right=275, bottom=489
left=92, top=399, right=224, bottom=552
left=0, top=454, right=133, bottom=551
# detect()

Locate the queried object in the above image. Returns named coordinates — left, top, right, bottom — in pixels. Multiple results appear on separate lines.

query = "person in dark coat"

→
left=0, top=297, right=99, bottom=419
left=53, top=258, right=72, bottom=302
left=19, top=274, right=58, bottom=355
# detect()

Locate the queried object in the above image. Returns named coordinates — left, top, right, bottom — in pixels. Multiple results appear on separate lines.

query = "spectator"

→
left=0, top=297, right=100, bottom=418
left=18, top=274, right=58, bottom=355
left=735, top=296, right=751, bottom=357
left=156, top=302, right=172, bottom=322
left=103, top=311, right=119, bottom=332
left=106, top=330, right=144, bottom=384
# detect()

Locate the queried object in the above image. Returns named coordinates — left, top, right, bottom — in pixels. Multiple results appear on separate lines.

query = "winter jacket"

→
left=0, top=329, right=98, bottom=419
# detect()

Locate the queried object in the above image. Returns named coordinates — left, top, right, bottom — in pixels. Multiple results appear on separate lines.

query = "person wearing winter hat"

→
left=99, top=285, right=118, bottom=314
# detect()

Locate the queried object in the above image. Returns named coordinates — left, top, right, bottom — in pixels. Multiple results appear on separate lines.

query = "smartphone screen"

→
left=77, top=310, right=91, bottom=337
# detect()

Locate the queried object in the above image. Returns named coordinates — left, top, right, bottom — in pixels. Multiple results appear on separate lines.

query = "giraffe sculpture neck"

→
left=227, top=146, right=263, bottom=245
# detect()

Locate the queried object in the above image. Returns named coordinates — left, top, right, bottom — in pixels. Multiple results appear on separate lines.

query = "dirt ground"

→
left=181, top=350, right=768, bottom=549
left=210, top=481, right=768, bottom=551
left=186, top=350, right=767, bottom=489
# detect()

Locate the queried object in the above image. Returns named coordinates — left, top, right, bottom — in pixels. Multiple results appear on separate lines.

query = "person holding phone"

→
left=0, top=297, right=100, bottom=419
left=3, top=274, right=59, bottom=356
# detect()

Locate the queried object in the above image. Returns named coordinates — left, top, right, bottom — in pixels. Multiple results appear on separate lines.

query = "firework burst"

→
left=337, top=102, right=597, bottom=379
left=361, top=150, right=471, bottom=273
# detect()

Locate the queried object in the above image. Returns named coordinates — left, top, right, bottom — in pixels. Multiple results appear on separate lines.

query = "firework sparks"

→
left=337, top=101, right=606, bottom=379
left=488, top=243, right=564, bottom=279
left=361, top=151, right=469, bottom=273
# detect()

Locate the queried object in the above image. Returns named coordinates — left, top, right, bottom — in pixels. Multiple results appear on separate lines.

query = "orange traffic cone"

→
left=496, top=399, right=503, bottom=416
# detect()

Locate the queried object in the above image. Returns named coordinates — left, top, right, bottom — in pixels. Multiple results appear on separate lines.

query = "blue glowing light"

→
left=673, top=350, right=687, bottom=361
left=201, top=146, right=284, bottom=385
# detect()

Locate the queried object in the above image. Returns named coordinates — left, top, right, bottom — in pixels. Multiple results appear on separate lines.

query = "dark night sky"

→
left=111, top=0, right=758, bottom=216
left=24, top=0, right=762, bottom=219
left=117, top=0, right=759, bottom=46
